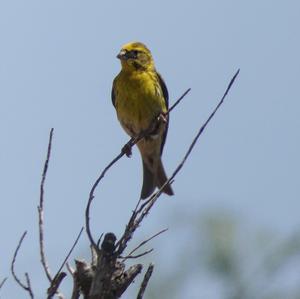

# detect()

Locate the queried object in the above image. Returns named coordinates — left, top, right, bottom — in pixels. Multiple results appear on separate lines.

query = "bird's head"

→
left=117, top=42, right=155, bottom=72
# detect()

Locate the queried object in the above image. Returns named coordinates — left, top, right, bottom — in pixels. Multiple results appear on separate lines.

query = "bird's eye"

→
left=132, top=50, right=139, bottom=57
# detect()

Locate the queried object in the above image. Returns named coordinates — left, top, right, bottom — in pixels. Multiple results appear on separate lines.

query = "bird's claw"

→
left=157, top=112, right=167, bottom=123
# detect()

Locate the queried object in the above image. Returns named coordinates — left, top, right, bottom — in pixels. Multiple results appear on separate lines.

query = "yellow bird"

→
left=112, top=42, right=174, bottom=199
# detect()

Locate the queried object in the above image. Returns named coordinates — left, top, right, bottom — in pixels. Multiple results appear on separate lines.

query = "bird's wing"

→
left=157, top=73, right=169, bottom=109
left=111, top=79, right=116, bottom=107
left=157, top=72, right=169, bottom=155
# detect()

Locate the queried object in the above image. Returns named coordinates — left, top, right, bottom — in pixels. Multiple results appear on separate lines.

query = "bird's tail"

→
left=141, top=158, right=174, bottom=199
left=156, top=158, right=174, bottom=196
left=141, top=160, right=156, bottom=199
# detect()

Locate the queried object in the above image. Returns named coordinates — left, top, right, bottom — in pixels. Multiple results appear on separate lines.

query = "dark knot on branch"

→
left=101, top=233, right=117, bottom=254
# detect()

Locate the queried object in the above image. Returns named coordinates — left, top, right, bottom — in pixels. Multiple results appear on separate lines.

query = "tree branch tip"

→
left=136, top=263, right=155, bottom=299
left=0, top=277, right=8, bottom=289
left=66, top=262, right=75, bottom=275
left=233, top=68, right=240, bottom=76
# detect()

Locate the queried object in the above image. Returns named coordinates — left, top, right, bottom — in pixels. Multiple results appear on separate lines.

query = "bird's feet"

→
left=157, top=112, right=168, bottom=124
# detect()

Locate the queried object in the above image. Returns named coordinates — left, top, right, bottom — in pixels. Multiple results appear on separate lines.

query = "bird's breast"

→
left=114, top=71, right=166, bottom=137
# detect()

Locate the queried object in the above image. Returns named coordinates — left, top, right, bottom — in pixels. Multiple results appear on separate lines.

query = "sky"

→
left=0, top=0, right=300, bottom=298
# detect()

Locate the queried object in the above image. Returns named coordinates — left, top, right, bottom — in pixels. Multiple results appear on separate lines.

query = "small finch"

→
left=111, top=42, right=174, bottom=199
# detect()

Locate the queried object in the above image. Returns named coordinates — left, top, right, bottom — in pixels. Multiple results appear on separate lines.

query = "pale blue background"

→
left=0, top=0, right=299, bottom=298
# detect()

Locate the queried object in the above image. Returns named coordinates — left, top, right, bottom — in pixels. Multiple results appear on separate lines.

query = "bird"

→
left=111, top=42, right=174, bottom=199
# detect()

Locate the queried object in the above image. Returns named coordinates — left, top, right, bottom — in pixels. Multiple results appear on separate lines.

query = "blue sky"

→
left=0, top=0, right=299, bottom=298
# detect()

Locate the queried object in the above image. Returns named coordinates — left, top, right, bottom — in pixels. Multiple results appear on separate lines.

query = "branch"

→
left=0, top=277, right=7, bottom=290
left=25, top=273, right=34, bottom=299
left=47, top=227, right=84, bottom=298
left=66, top=263, right=80, bottom=299
left=11, top=231, right=34, bottom=299
left=122, top=249, right=154, bottom=259
left=113, top=264, right=143, bottom=298
left=168, top=68, right=240, bottom=180
left=55, top=226, right=84, bottom=281
left=116, top=69, right=240, bottom=255
left=47, top=273, right=66, bottom=299
left=11, top=231, right=28, bottom=289
left=85, top=88, right=191, bottom=249
left=38, top=128, right=54, bottom=282
left=136, top=264, right=154, bottom=299
left=83, top=69, right=239, bottom=298
left=122, top=228, right=168, bottom=261
left=168, top=88, right=191, bottom=113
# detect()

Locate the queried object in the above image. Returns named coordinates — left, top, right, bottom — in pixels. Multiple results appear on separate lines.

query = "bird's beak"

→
left=117, top=49, right=127, bottom=60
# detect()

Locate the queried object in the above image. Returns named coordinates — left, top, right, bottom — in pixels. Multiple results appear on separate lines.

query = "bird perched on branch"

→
left=111, top=42, right=174, bottom=199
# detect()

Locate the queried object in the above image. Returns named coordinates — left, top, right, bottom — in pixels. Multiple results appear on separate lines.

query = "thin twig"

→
left=53, top=226, right=84, bottom=280
left=123, top=228, right=168, bottom=261
left=152, top=69, right=241, bottom=202
left=11, top=231, right=28, bottom=289
left=25, top=273, right=34, bottom=299
left=0, top=277, right=7, bottom=290
left=66, top=262, right=74, bottom=275
left=38, top=128, right=54, bottom=282
left=47, top=227, right=83, bottom=299
left=136, top=264, right=154, bottom=299
left=168, top=88, right=191, bottom=113
left=66, top=261, right=79, bottom=299
left=116, top=69, right=240, bottom=255
left=47, top=273, right=67, bottom=299
left=85, top=89, right=191, bottom=249
left=11, top=231, right=34, bottom=298
left=122, top=249, right=154, bottom=259
left=146, top=69, right=240, bottom=218
left=68, top=263, right=80, bottom=299
left=168, top=68, right=240, bottom=181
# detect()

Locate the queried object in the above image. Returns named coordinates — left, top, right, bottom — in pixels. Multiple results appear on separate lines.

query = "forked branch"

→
left=116, top=69, right=240, bottom=255
left=85, top=88, right=191, bottom=249
left=11, top=231, right=34, bottom=299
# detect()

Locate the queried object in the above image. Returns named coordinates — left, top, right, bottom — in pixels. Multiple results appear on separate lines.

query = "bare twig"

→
left=116, top=69, right=240, bottom=255
left=66, top=261, right=80, bottom=299
left=47, top=226, right=83, bottom=298
left=136, top=264, right=154, bottom=299
left=11, top=231, right=28, bottom=289
left=47, top=273, right=67, bottom=299
left=85, top=89, right=191, bottom=249
left=67, top=262, right=80, bottom=299
left=85, top=145, right=130, bottom=249
left=168, top=88, right=191, bottom=113
left=38, top=128, right=54, bottom=282
left=53, top=226, right=84, bottom=281
left=66, top=262, right=75, bottom=275
left=0, top=277, right=7, bottom=290
left=39, top=128, right=81, bottom=299
left=122, top=249, right=154, bottom=259
left=155, top=69, right=241, bottom=202
left=25, top=273, right=34, bottom=299
left=168, top=68, right=240, bottom=181
left=11, top=231, right=34, bottom=299
left=123, top=228, right=168, bottom=261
